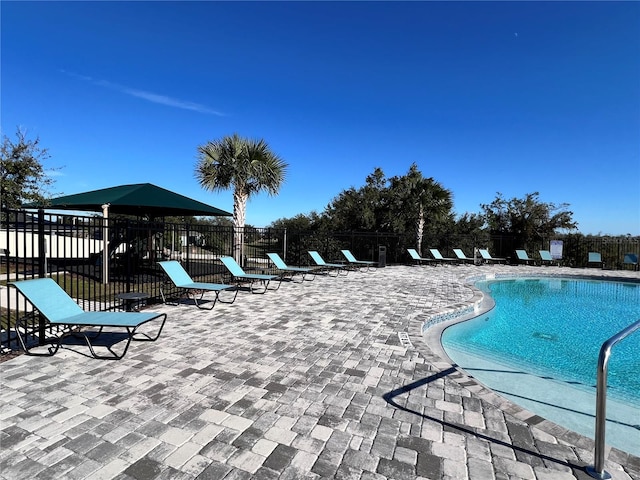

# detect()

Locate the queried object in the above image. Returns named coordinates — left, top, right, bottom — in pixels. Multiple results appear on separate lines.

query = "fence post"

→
left=37, top=210, right=47, bottom=344
left=284, top=228, right=287, bottom=261
left=125, top=219, right=132, bottom=293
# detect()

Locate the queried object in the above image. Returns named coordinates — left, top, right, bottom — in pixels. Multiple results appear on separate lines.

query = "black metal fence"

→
left=426, top=232, right=640, bottom=270
left=1, top=209, right=638, bottom=353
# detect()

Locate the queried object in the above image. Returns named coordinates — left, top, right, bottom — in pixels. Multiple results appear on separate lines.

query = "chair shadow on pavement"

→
left=382, top=366, right=591, bottom=476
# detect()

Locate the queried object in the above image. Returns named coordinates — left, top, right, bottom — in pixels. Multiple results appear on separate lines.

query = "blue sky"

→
left=2, top=1, right=639, bottom=235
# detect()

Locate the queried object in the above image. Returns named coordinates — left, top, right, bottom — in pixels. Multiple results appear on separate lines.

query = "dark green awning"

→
left=26, top=183, right=231, bottom=217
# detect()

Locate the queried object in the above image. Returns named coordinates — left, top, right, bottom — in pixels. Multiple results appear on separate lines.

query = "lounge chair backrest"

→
left=220, top=256, right=246, bottom=275
left=588, top=252, right=602, bottom=263
left=158, top=260, right=193, bottom=287
left=429, top=249, right=444, bottom=260
left=478, top=249, right=491, bottom=260
left=407, top=249, right=421, bottom=260
left=11, top=278, right=83, bottom=322
left=624, top=253, right=638, bottom=264
left=515, top=250, right=529, bottom=260
left=453, top=249, right=466, bottom=260
left=539, top=250, right=553, bottom=261
left=267, top=253, right=287, bottom=269
left=309, top=251, right=327, bottom=266
left=341, top=250, right=357, bottom=262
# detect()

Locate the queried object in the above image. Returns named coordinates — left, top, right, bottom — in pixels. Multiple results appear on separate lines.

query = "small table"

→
left=116, top=292, right=150, bottom=312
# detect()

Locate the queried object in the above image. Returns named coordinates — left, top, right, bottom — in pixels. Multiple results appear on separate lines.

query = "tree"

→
left=269, top=212, right=321, bottom=231
left=481, top=192, right=578, bottom=250
left=1, top=128, right=57, bottom=211
left=195, top=133, right=288, bottom=262
left=451, top=213, right=485, bottom=236
left=388, top=164, right=453, bottom=254
left=323, top=168, right=390, bottom=232
left=317, top=164, right=454, bottom=255
left=326, top=167, right=405, bottom=233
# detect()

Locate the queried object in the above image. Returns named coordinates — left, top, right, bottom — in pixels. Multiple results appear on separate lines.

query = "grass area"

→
left=55, top=274, right=159, bottom=305
left=4, top=273, right=159, bottom=313
left=1, top=306, right=19, bottom=330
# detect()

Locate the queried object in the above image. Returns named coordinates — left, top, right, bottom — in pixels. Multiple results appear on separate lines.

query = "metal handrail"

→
left=586, top=318, right=640, bottom=480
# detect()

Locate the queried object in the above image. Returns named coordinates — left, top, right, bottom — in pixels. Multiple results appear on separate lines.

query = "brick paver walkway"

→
left=1, top=264, right=639, bottom=479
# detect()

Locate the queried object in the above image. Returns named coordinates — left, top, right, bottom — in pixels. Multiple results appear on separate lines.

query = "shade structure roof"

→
left=26, top=183, right=231, bottom=217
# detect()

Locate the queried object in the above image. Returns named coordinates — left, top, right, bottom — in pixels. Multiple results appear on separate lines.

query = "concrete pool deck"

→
left=1, top=264, right=639, bottom=479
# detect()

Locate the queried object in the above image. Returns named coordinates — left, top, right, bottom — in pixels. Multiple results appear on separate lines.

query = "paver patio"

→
left=1, top=264, right=639, bottom=480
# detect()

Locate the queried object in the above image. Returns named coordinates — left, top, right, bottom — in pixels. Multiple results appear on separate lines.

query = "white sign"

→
left=550, top=240, right=563, bottom=259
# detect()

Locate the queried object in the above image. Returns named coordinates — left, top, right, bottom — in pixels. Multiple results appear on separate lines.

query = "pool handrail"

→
left=586, top=318, right=640, bottom=480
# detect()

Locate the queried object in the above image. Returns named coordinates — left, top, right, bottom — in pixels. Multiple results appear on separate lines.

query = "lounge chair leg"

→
left=130, top=313, right=168, bottom=341
left=160, top=286, right=181, bottom=307
left=250, top=279, right=269, bottom=294
left=84, top=313, right=167, bottom=360
left=268, top=278, right=283, bottom=291
left=218, top=288, right=239, bottom=304
left=82, top=332, right=133, bottom=360
left=192, top=289, right=216, bottom=310
left=15, top=316, right=61, bottom=357
left=325, top=268, right=339, bottom=277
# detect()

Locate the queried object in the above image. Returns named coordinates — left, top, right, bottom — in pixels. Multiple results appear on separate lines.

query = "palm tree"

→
left=389, top=164, right=452, bottom=254
left=196, top=133, right=288, bottom=263
left=412, top=176, right=453, bottom=254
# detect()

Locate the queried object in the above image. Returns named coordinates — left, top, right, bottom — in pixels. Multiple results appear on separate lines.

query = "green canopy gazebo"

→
left=25, top=183, right=231, bottom=283
left=32, top=183, right=231, bottom=218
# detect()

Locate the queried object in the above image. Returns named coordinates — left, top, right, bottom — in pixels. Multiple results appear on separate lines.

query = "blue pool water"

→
left=441, top=277, right=640, bottom=454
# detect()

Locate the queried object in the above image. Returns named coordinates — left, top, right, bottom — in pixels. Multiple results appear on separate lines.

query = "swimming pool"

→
left=441, top=277, right=640, bottom=456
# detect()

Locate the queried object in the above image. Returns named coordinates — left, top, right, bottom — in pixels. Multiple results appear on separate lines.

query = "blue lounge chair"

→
left=515, top=249, right=536, bottom=265
left=429, top=248, right=457, bottom=265
left=588, top=252, right=604, bottom=269
left=10, top=278, right=167, bottom=360
left=538, top=250, right=559, bottom=266
left=623, top=253, right=638, bottom=271
left=308, top=251, right=348, bottom=276
left=453, top=248, right=475, bottom=264
left=158, top=260, right=238, bottom=309
left=266, top=252, right=318, bottom=282
left=219, top=256, right=281, bottom=293
left=341, top=250, right=377, bottom=271
left=407, top=248, right=436, bottom=266
left=478, top=249, right=507, bottom=264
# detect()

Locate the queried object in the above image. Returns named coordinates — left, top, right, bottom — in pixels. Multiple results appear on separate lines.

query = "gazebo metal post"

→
left=102, top=203, right=110, bottom=284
